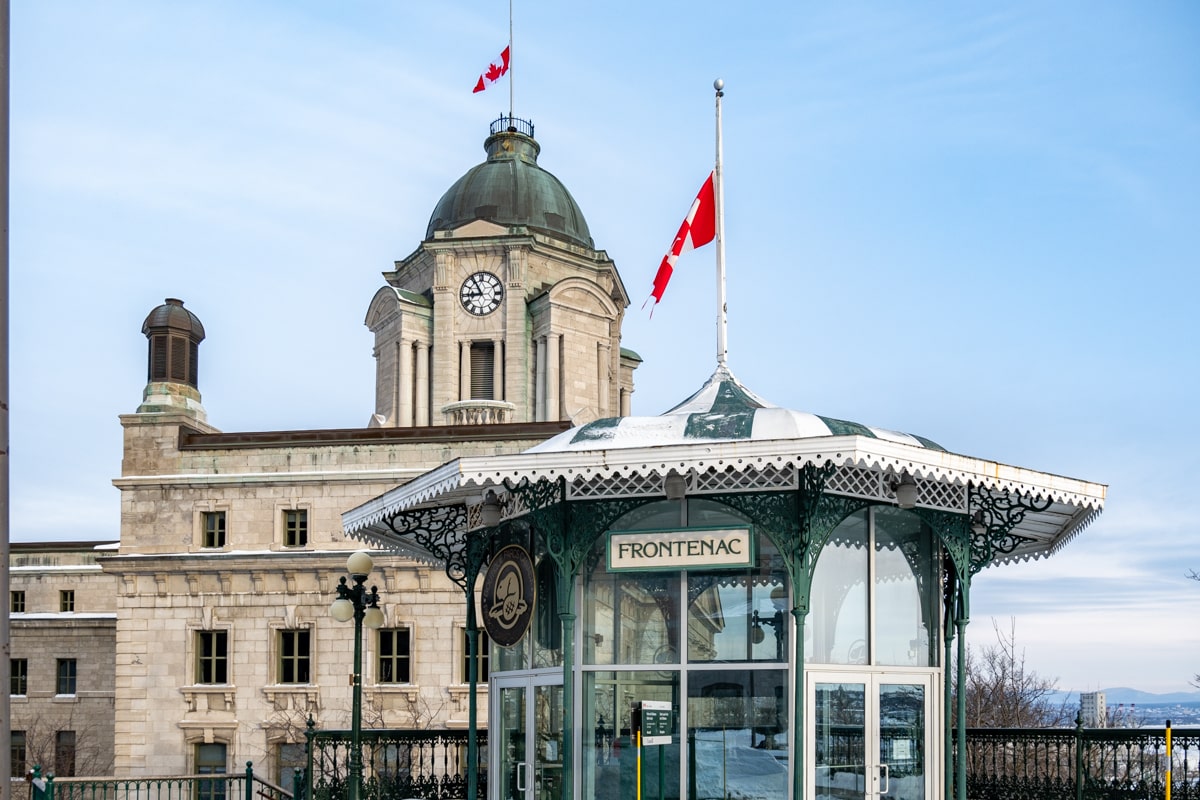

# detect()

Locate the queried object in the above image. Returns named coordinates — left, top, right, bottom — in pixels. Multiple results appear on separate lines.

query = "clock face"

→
left=460, top=272, right=504, bottom=316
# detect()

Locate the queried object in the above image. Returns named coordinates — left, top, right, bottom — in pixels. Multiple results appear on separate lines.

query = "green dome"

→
left=426, top=122, right=594, bottom=249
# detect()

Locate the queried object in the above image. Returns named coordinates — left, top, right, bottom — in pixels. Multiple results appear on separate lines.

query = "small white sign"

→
left=608, top=527, right=753, bottom=571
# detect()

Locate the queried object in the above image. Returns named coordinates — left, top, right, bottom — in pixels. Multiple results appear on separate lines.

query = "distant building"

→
left=1081, top=691, right=1107, bottom=727
left=8, top=541, right=118, bottom=777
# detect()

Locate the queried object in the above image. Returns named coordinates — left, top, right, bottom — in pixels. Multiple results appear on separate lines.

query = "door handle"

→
left=516, top=761, right=528, bottom=793
left=879, top=764, right=890, bottom=796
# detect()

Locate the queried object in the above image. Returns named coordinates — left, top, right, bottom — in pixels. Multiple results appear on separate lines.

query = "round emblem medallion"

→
left=481, top=544, right=536, bottom=647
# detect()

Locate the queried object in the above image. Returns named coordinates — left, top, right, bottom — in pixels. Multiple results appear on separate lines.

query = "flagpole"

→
left=508, top=0, right=514, bottom=120
left=713, top=78, right=728, bottom=370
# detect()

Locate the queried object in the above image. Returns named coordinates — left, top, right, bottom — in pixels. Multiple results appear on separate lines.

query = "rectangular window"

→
left=55, top=730, right=76, bottom=777
left=283, top=510, right=308, bottom=547
left=278, top=630, right=311, bottom=683
left=378, top=628, right=411, bottom=684
left=462, top=629, right=490, bottom=682
left=202, top=511, right=227, bottom=548
left=11, top=659, right=28, bottom=696
left=197, top=631, right=229, bottom=684
left=56, top=659, right=77, bottom=695
left=276, top=743, right=306, bottom=791
left=60, top=590, right=75, bottom=612
left=196, top=742, right=227, bottom=800
left=10, top=591, right=25, bottom=613
left=11, top=731, right=26, bottom=778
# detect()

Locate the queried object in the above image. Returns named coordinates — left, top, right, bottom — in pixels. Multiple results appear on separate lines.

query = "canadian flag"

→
left=649, top=172, right=716, bottom=306
left=473, top=46, right=511, bottom=93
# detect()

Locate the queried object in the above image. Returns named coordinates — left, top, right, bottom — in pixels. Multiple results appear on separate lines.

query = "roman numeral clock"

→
left=460, top=271, right=503, bottom=316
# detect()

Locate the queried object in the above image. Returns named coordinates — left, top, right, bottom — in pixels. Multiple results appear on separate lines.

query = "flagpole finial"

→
left=714, top=78, right=724, bottom=95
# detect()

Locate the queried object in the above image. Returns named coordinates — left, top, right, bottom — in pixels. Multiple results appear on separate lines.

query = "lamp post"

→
left=330, top=551, right=384, bottom=800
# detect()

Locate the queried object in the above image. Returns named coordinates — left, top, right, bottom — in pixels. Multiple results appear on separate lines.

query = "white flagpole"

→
left=509, top=0, right=514, bottom=120
left=713, top=78, right=728, bottom=370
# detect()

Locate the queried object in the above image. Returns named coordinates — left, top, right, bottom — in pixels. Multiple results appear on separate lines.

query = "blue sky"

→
left=10, top=2, right=1199, bottom=694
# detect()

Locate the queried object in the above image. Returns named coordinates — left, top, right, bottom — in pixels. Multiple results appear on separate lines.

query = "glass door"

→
left=808, top=672, right=936, bottom=800
left=493, top=676, right=564, bottom=800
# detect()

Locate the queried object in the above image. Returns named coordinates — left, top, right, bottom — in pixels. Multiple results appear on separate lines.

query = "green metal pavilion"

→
left=342, top=366, right=1106, bottom=800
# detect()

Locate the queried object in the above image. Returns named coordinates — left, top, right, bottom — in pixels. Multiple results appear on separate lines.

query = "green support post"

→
left=245, top=761, right=254, bottom=800
left=791, top=607, right=807, bottom=800
left=955, top=617, right=968, bottom=800
left=465, top=598, right=481, bottom=800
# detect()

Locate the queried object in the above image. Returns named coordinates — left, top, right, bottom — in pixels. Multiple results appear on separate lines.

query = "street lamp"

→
left=330, top=551, right=384, bottom=800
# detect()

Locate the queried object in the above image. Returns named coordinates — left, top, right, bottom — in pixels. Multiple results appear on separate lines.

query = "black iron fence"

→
left=22, top=762, right=290, bottom=800
left=304, top=728, right=485, bottom=800
left=962, top=722, right=1200, bottom=800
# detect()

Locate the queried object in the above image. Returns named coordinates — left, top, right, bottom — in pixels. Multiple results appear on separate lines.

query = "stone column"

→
left=398, top=340, right=413, bottom=427
left=597, top=342, right=611, bottom=418
left=546, top=333, right=560, bottom=421
left=620, top=387, right=631, bottom=417
left=460, top=340, right=472, bottom=400
left=415, top=342, right=430, bottom=426
left=535, top=337, right=547, bottom=422
left=493, top=338, right=504, bottom=402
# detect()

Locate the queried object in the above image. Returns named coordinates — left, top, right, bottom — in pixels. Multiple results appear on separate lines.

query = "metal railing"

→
left=304, top=728, right=486, bottom=800
left=24, top=762, right=290, bottom=800
left=962, top=722, right=1200, bottom=800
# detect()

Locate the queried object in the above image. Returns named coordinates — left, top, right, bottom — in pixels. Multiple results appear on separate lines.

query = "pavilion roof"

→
left=343, top=384, right=1106, bottom=567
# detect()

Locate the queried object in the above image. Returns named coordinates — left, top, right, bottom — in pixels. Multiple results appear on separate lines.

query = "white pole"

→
left=713, top=79, right=728, bottom=369
left=509, top=0, right=514, bottom=121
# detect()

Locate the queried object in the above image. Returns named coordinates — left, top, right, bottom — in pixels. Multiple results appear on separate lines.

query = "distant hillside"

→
left=1052, top=688, right=1200, bottom=705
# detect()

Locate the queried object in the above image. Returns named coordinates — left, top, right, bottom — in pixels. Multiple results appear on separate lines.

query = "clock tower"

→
left=366, top=117, right=638, bottom=427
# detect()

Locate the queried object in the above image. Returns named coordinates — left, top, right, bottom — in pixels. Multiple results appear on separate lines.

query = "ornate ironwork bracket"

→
left=380, top=504, right=490, bottom=592
left=967, top=483, right=1048, bottom=575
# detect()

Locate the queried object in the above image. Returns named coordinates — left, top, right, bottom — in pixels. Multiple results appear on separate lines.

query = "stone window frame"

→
left=195, top=629, right=231, bottom=685
left=11, top=657, right=28, bottom=696
left=56, top=658, right=77, bottom=696
left=263, top=620, right=319, bottom=712
left=274, top=503, right=312, bottom=550
left=193, top=502, right=232, bottom=551
left=273, top=625, right=313, bottom=685
left=376, top=626, right=413, bottom=685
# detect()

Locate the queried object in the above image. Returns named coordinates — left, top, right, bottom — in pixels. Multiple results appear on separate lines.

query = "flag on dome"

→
left=473, top=46, right=511, bottom=93
left=649, top=172, right=716, bottom=307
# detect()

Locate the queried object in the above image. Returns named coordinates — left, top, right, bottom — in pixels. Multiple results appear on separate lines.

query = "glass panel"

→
left=687, top=571, right=788, bottom=663
left=879, top=683, right=925, bottom=800
left=533, top=558, right=563, bottom=669
left=813, top=682, right=866, bottom=800
left=808, top=510, right=869, bottom=665
left=583, top=568, right=680, bottom=667
left=498, top=686, right=527, bottom=800
left=534, top=685, right=564, bottom=800
left=583, top=671, right=679, bottom=800
left=688, top=669, right=788, bottom=800
left=874, top=509, right=938, bottom=667
left=494, top=626, right=530, bottom=672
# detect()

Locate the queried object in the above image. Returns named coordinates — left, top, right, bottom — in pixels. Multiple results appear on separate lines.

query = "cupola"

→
left=136, top=298, right=208, bottom=421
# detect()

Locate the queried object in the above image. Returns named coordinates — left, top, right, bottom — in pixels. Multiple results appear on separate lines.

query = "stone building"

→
left=8, top=541, right=118, bottom=778
left=10, top=115, right=639, bottom=784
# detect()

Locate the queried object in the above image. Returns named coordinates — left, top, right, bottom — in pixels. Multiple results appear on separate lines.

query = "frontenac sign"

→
left=607, top=527, right=754, bottom=572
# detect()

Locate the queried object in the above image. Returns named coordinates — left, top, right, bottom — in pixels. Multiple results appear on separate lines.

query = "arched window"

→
left=807, top=507, right=939, bottom=667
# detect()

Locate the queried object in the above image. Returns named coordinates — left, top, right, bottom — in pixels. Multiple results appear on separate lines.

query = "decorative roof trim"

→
left=342, top=435, right=1106, bottom=562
